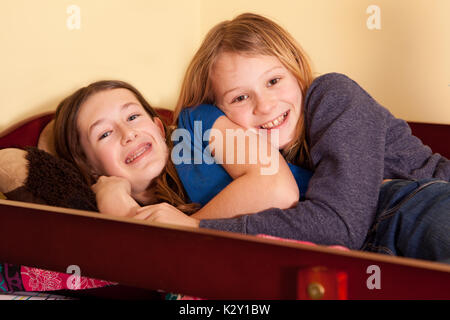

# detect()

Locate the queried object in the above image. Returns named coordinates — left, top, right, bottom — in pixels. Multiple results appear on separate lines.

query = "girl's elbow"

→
left=272, top=179, right=299, bottom=209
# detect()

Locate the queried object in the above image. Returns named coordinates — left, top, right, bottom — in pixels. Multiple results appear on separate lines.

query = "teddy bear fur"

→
left=0, top=146, right=97, bottom=211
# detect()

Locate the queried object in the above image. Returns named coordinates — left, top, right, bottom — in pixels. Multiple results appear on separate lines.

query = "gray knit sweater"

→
left=199, top=73, right=450, bottom=249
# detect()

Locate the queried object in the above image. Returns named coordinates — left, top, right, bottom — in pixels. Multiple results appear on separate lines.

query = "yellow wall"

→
left=200, top=0, right=450, bottom=124
left=0, top=0, right=201, bottom=130
left=1, top=0, right=449, bottom=132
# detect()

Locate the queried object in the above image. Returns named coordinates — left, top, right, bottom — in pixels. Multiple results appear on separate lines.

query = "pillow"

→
left=0, top=112, right=56, bottom=202
left=37, top=119, right=56, bottom=155
left=0, top=147, right=97, bottom=211
left=0, top=148, right=29, bottom=195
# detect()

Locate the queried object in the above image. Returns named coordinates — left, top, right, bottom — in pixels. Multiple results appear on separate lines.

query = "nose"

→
left=253, top=92, right=275, bottom=115
left=120, top=125, right=138, bottom=145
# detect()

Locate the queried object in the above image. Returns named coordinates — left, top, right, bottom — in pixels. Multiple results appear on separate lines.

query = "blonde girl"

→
left=175, top=12, right=314, bottom=170
left=172, top=13, right=450, bottom=262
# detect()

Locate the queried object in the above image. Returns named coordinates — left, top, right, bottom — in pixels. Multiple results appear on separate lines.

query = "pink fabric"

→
left=20, top=266, right=116, bottom=291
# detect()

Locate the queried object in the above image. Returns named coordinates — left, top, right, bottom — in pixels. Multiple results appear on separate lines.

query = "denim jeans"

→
left=362, top=178, right=450, bottom=264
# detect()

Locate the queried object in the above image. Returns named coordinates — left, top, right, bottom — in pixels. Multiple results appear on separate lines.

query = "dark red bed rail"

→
left=408, top=122, right=450, bottom=159
left=0, top=200, right=449, bottom=300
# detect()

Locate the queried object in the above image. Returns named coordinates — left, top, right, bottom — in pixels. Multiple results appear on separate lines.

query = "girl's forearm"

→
left=191, top=168, right=299, bottom=220
left=194, top=116, right=299, bottom=220
left=96, top=189, right=140, bottom=217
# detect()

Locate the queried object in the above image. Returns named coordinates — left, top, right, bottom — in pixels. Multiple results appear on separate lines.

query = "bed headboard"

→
left=408, top=122, right=450, bottom=159
left=0, top=112, right=448, bottom=159
left=0, top=109, right=174, bottom=150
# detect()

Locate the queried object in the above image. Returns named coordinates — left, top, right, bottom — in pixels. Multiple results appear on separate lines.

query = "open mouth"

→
left=259, top=110, right=290, bottom=130
left=125, top=143, right=152, bottom=164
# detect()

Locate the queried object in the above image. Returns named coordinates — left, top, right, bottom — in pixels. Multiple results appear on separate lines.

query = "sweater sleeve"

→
left=200, top=73, right=393, bottom=249
left=383, top=111, right=450, bottom=181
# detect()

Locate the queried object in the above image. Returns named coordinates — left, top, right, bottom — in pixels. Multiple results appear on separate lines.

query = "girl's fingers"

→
left=134, top=208, right=154, bottom=220
left=136, top=205, right=156, bottom=214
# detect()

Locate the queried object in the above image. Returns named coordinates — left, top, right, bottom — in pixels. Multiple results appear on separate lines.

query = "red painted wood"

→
left=408, top=122, right=450, bottom=159
left=0, top=112, right=54, bottom=149
left=1, top=200, right=449, bottom=299
left=297, top=267, right=348, bottom=300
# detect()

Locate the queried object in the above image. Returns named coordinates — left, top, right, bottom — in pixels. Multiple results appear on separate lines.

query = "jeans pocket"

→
left=362, top=179, right=450, bottom=259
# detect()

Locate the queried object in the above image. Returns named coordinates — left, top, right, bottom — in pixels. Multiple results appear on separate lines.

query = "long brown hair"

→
left=53, top=80, right=199, bottom=214
left=175, top=12, right=314, bottom=169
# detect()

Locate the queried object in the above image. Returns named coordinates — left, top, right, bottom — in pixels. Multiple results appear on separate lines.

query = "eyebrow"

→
left=222, top=66, right=285, bottom=98
left=87, top=102, right=138, bottom=137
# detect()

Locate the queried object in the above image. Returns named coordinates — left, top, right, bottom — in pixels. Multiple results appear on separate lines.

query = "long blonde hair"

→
left=175, top=12, right=314, bottom=169
left=54, top=80, right=199, bottom=214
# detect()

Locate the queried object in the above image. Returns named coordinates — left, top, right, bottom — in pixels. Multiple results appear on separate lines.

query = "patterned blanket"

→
left=0, top=263, right=114, bottom=293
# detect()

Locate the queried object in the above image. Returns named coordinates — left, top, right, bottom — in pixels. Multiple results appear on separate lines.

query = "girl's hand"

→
left=91, top=176, right=139, bottom=217
left=134, top=203, right=200, bottom=228
left=91, top=176, right=131, bottom=196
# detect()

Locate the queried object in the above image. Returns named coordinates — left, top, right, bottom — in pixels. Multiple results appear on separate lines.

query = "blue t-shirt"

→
left=173, top=104, right=312, bottom=206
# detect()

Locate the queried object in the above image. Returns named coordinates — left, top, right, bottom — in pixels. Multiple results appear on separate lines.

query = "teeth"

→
left=125, top=144, right=150, bottom=164
left=260, top=112, right=288, bottom=129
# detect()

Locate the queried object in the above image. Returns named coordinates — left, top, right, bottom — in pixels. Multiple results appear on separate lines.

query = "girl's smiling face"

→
left=77, top=88, right=168, bottom=196
left=211, top=52, right=303, bottom=149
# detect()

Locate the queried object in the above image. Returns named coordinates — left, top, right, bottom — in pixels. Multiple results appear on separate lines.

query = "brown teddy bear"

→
left=0, top=120, right=97, bottom=211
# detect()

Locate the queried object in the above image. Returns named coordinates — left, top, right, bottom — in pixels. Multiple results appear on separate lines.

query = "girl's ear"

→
left=153, top=117, right=166, bottom=140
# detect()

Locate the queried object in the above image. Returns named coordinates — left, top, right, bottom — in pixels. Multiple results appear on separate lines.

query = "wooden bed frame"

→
left=1, top=111, right=450, bottom=300
left=1, top=199, right=449, bottom=300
